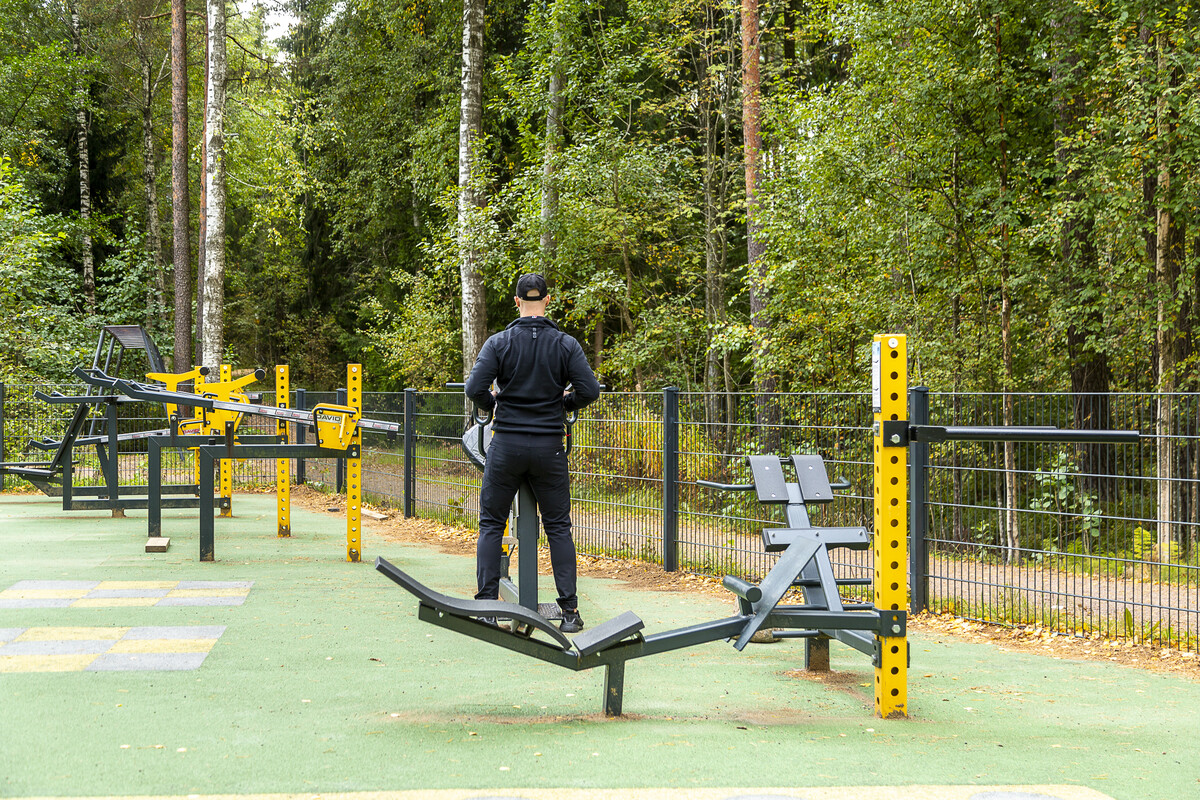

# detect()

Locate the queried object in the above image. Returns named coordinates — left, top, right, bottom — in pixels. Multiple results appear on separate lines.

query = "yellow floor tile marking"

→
left=0, top=654, right=99, bottom=672
left=72, top=598, right=160, bottom=608
left=95, top=581, right=176, bottom=590
left=108, top=639, right=216, bottom=654
left=17, top=627, right=129, bottom=641
left=165, top=588, right=249, bottom=598
left=0, top=589, right=91, bottom=599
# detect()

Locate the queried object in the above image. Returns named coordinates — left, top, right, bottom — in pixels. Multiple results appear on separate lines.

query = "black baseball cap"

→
left=515, top=273, right=549, bottom=301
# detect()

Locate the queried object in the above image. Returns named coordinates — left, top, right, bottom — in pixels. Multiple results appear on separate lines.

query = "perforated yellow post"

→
left=276, top=365, right=291, bottom=537
left=192, top=369, right=205, bottom=489
left=872, top=333, right=908, bottom=719
left=346, top=363, right=362, bottom=562
left=219, top=364, right=233, bottom=517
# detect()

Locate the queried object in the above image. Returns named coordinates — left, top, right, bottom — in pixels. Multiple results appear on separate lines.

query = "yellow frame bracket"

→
left=276, top=365, right=291, bottom=538
left=872, top=333, right=908, bottom=719
left=346, top=363, right=363, bottom=563
left=145, top=365, right=208, bottom=422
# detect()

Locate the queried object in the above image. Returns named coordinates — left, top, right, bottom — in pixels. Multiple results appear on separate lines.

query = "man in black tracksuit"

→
left=464, top=274, right=601, bottom=633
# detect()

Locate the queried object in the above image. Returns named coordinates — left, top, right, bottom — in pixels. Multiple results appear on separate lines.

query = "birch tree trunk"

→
left=700, top=29, right=729, bottom=437
left=458, top=0, right=487, bottom=374
left=200, top=0, right=226, bottom=368
left=170, top=0, right=191, bottom=370
left=72, top=5, right=95, bottom=313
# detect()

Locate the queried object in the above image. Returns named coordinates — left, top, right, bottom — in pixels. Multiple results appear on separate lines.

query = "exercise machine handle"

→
left=697, top=479, right=756, bottom=492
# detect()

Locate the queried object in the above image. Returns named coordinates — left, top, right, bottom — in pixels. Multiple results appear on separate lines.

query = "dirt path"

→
left=292, top=486, right=1199, bottom=678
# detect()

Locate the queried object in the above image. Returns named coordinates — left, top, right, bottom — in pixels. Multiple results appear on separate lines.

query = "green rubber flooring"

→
left=1, top=493, right=1196, bottom=800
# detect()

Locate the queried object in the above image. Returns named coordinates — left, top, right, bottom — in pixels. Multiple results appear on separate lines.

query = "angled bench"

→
left=709, top=454, right=895, bottom=665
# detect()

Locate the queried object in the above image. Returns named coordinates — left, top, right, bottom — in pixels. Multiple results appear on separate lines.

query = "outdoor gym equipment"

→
left=0, top=326, right=202, bottom=515
left=377, top=378, right=903, bottom=716
left=376, top=448, right=896, bottom=716
left=91, top=363, right=401, bottom=562
left=377, top=333, right=1142, bottom=719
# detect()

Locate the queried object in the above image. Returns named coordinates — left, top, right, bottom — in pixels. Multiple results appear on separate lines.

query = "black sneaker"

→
left=559, top=608, right=584, bottom=633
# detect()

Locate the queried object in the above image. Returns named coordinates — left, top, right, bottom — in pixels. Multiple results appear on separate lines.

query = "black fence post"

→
left=404, top=388, right=416, bottom=518
left=663, top=386, right=679, bottom=572
left=909, top=385, right=930, bottom=614
left=335, top=387, right=347, bottom=493
left=294, top=388, right=307, bottom=485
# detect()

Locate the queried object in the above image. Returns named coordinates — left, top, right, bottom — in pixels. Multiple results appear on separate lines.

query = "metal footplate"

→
left=376, top=557, right=574, bottom=649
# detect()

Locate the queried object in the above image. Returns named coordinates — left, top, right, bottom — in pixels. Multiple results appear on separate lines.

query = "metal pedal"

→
left=537, top=602, right=563, bottom=620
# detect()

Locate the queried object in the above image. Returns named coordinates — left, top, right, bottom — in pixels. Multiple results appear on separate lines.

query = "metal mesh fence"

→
left=3, top=382, right=1196, bottom=650
left=923, top=392, right=1199, bottom=650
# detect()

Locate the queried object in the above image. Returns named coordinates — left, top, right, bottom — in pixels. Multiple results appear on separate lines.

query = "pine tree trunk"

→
left=196, top=14, right=209, bottom=366
left=141, top=52, right=165, bottom=319
left=1154, top=32, right=1180, bottom=562
left=540, top=1, right=564, bottom=268
left=997, top=17, right=1019, bottom=564
left=701, top=38, right=727, bottom=437
left=201, top=0, right=226, bottom=368
left=170, top=0, right=191, bottom=371
left=1053, top=5, right=1112, bottom=501
left=742, top=0, right=777, bottom=446
left=457, top=0, right=487, bottom=374
left=72, top=6, right=94, bottom=313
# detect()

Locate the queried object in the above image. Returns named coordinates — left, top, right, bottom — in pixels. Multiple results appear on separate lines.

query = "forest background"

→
left=1, top=0, right=1197, bottom=404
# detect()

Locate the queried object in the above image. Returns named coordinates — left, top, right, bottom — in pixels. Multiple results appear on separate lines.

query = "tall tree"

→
left=200, top=0, right=226, bottom=367
left=70, top=1, right=94, bottom=313
left=138, top=30, right=166, bottom=317
left=539, top=0, right=565, bottom=269
left=741, top=0, right=777, bottom=440
left=458, top=0, right=487, bottom=373
left=1153, top=29, right=1184, bottom=560
left=170, top=0, right=191, bottom=369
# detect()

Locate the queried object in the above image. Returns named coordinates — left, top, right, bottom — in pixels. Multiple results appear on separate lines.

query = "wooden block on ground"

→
left=145, top=537, right=170, bottom=553
left=362, top=509, right=390, bottom=521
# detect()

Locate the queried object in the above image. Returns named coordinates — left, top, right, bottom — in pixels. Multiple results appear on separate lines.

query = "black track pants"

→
left=475, top=432, right=577, bottom=610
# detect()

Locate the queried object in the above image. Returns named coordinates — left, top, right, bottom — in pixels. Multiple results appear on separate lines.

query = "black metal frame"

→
left=194, top=442, right=355, bottom=561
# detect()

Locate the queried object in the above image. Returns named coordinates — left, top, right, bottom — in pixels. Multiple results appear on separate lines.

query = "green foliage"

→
left=1029, top=452, right=1102, bottom=554
left=361, top=268, right=461, bottom=390
left=0, top=157, right=93, bottom=381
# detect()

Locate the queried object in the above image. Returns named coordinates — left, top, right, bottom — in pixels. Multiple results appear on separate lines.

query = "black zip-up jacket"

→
left=464, top=316, right=601, bottom=436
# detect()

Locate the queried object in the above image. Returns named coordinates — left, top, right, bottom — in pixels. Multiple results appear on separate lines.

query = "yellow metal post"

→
left=276, top=365, right=291, bottom=537
left=346, top=363, right=362, bottom=562
left=219, top=364, right=233, bottom=517
left=872, top=333, right=908, bottom=719
left=192, top=369, right=205, bottom=488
